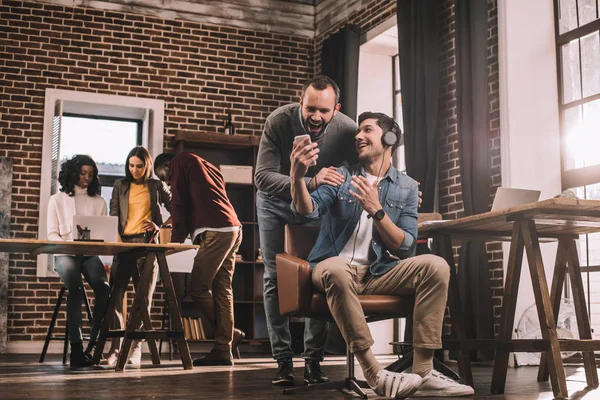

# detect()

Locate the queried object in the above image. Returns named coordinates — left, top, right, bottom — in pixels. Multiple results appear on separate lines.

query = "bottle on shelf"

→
left=224, top=111, right=235, bottom=135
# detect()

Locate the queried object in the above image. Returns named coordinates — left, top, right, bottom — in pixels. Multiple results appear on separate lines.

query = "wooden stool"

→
left=39, top=286, right=93, bottom=364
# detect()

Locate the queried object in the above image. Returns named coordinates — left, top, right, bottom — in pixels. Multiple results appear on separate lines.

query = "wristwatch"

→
left=368, top=209, right=385, bottom=221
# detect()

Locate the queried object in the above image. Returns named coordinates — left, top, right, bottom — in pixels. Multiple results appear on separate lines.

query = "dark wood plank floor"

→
left=0, top=354, right=597, bottom=399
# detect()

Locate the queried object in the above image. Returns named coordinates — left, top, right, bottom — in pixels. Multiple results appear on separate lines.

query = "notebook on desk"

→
left=72, top=215, right=118, bottom=242
left=491, top=187, right=541, bottom=212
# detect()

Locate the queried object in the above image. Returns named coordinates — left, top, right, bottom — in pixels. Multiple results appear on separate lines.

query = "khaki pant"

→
left=311, top=254, right=450, bottom=353
left=189, top=229, right=242, bottom=352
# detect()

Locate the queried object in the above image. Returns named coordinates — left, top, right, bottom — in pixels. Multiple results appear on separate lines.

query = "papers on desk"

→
left=165, top=238, right=196, bottom=273
left=418, top=220, right=449, bottom=226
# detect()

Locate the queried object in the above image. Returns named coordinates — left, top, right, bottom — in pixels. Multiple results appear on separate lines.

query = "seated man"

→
left=289, top=111, right=474, bottom=399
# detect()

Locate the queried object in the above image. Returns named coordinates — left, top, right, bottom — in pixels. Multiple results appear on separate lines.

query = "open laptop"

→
left=72, top=215, right=118, bottom=242
left=491, top=187, right=541, bottom=211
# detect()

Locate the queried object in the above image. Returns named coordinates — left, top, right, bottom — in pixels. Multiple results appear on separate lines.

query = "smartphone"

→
left=294, top=134, right=316, bottom=166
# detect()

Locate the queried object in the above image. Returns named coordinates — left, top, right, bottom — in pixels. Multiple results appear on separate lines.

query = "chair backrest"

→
left=284, top=224, right=320, bottom=259
left=283, top=213, right=441, bottom=259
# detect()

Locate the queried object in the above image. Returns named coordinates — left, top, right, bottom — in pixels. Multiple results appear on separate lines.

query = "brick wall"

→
left=0, top=0, right=312, bottom=343
left=437, top=0, right=503, bottom=334
left=0, top=0, right=503, bottom=345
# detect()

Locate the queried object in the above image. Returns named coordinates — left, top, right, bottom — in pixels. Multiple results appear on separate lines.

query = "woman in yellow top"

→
left=106, top=146, right=171, bottom=366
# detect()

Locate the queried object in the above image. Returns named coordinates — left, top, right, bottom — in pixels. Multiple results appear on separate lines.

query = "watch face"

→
left=374, top=209, right=385, bottom=221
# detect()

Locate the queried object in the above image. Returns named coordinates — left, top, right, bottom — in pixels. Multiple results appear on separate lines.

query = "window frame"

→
left=554, top=0, right=600, bottom=189
left=38, top=89, right=164, bottom=277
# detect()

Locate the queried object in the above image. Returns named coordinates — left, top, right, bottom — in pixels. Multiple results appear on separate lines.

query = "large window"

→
left=392, top=54, right=406, bottom=172
left=60, top=114, right=142, bottom=206
left=554, top=0, right=600, bottom=340
left=37, top=89, right=165, bottom=277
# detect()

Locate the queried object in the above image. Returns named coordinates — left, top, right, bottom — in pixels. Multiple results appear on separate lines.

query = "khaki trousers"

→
left=311, top=254, right=450, bottom=353
left=189, top=229, right=242, bottom=352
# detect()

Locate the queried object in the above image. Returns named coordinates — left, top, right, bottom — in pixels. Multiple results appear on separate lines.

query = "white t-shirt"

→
left=339, top=173, right=379, bottom=266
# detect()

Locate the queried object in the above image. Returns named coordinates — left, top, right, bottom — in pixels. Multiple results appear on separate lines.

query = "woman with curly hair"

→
left=46, top=154, right=111, bottom=368
left=105, top=146, right=171, bottom=366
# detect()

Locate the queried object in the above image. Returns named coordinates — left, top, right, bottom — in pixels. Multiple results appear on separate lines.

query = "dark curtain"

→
left=321, top=24, right=361, bottom=121
left=396, top=0, right=442, bottom=359
left=455, top=0, right=494, bottom=361
left=396, top=0, right=441, bottom=213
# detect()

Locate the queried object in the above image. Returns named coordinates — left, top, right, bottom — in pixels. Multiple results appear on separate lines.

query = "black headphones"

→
left=382, top=121, right=401, bottom=147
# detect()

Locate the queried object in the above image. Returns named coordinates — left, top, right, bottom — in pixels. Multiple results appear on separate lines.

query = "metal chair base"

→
left=281, top=348, right=370, bottom=399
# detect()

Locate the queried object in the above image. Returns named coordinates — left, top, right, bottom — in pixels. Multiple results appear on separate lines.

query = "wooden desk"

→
left=0, top=239, right=197, bottom=371
left=419, top=198, right=600, bottom=399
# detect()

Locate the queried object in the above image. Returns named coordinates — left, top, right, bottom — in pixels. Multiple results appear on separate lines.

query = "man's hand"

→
left=290, top=137, right=319, bottom=181
left=417, top=181, right=423, bottom=208
left=308, top=166, right=345, bottom=191
left=348, top=175, right=382, bottom=216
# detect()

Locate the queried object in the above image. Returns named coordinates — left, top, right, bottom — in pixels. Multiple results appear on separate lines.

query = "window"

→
left=392, top=54, right=406, bottom=172
left=60, top=114, right=142, bottom=206
left=554, top=0, right=600, bottom=342
left=38, top=89, right=165, bottom=277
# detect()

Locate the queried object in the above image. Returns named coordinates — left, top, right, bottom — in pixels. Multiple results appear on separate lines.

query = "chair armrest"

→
left=275, top=253, right=312, bottom=316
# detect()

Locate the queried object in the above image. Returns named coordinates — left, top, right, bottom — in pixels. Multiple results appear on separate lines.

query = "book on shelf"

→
left=182, top=317, right=206, bottom=340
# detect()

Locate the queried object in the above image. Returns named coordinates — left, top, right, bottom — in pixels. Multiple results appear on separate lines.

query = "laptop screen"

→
left=491, top=187, right=541, bottom=212
left=72, top=215, right=118, bottom=242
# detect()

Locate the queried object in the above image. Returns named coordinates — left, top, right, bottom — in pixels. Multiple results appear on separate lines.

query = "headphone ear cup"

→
left=382, top=130, right=397, bottom=147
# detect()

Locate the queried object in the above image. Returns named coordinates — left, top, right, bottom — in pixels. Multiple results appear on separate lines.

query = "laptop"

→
left=72, top=215, right=118, bottom=242
left=491, top=187, right=541, bottom=212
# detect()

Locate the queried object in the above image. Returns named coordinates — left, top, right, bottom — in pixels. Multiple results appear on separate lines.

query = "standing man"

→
left=255, top=76, right=358, bottom=386
left=289, top=112, right=474, bottom=398
left=154, top=152, right=245, bottom=366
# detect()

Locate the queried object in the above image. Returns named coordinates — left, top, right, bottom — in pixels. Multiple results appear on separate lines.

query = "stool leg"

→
left=83, top=288, right=93, bottom=326
left=40, top=287, right=66, bottom=363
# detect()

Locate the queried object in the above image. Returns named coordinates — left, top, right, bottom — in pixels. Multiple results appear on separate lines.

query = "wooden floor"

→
left=0, top=353, right=598, bottom=399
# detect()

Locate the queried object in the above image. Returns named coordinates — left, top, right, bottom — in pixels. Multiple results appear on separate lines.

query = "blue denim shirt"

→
left=291, top=163, right=419, bottom=276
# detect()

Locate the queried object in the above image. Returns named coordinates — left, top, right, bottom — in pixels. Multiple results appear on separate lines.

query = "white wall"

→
left=498, top=0, right=562, bottom=365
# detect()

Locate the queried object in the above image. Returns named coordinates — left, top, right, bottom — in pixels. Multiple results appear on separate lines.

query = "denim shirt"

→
left=291, top=163, right=419, bottom=276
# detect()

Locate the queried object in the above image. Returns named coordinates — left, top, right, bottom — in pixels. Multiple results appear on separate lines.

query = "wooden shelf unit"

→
left=173, top=131, right=267, bottom=342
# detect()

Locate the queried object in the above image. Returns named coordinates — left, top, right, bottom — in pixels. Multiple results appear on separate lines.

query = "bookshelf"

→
left=172, top=131, right=268, bottom=344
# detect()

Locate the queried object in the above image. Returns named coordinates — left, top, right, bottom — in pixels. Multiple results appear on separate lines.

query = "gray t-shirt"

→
left=255, top=103, right=359, bottom=199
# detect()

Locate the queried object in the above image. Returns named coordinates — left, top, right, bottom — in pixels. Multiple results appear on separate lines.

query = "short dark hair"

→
left=358, top=111, right=402, bottom=153
left=125, top=146, right=153, bottom=183
left=154, top=152, right=174, bottom=176
left=301, top=75, right=341, bottom=105
left=58, top=154, right=101, bottom=197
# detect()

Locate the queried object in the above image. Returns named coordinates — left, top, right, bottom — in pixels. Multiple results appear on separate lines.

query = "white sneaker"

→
left=371, top=369, right=422, bottom=399
left=127, top=340, right=142, bottom=365
left=412, top=370, right=474, bottom=397
left=100, top=349, right=119, bottom=367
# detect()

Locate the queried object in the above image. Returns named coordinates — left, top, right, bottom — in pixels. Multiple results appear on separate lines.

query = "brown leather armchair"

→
left=276, top=223, right=417, bottom=398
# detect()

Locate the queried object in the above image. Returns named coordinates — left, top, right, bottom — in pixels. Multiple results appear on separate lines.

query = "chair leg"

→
left=39, top=287, right=66, bottom=363
left=282, top=348, right=369, bottom=399
left=385, top=350, right=413, bottom=373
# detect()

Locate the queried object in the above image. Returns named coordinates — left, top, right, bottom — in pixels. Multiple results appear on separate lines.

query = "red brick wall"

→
left=0, top=0, right=502, bottom=344
left=437, top=0, right=503, bottom=334
left=0, top=0, right=312, bottom=342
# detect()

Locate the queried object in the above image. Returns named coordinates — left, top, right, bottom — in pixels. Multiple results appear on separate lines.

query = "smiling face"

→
left=355, top=118, right=386, bottom=162
left=77, top=165, right=95, bottom=189
left=299, top=84, right=340, bottom=137
left=128, top=155, right=147, bottom=183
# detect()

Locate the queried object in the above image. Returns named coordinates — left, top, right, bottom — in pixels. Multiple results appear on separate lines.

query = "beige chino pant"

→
left=311, top=254, right=450, bottom=353
left=189, top=229, right=242, bottom=352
